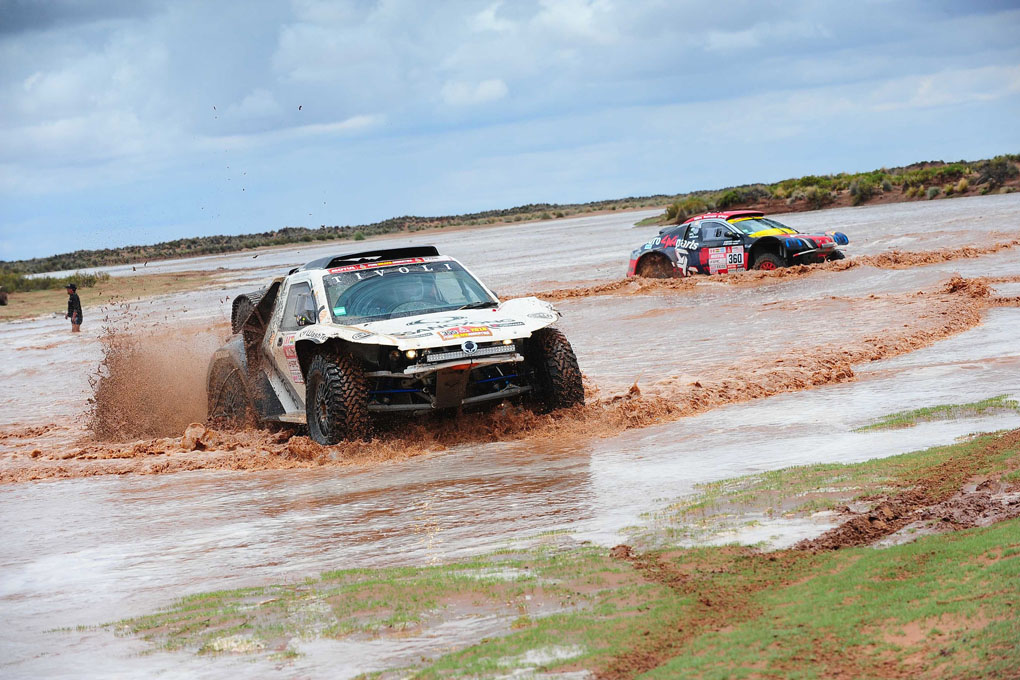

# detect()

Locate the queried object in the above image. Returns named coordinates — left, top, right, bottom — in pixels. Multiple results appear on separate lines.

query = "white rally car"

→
left=207, top=246, right=584, bottom=444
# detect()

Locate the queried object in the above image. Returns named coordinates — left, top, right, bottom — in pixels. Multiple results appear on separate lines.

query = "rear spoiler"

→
left=291, top=246, right=441, bottom=274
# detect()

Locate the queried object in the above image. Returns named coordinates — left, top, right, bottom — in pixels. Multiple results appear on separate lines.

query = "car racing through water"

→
left=628, top=210, right=850, bottom=277
left=207, top=247, right=584, bottom=444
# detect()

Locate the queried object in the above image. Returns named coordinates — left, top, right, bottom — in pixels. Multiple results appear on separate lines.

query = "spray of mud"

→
left=1, top=274, right=1005, bottom=483
left=533, top=239, right=1020, bottom=301
left=86, top=321, right=230, bottom=441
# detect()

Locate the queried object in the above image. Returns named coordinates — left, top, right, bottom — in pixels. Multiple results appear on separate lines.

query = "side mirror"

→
left=296, top=314, right=313, bottom=327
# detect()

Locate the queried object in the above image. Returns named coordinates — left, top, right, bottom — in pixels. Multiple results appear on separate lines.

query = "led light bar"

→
left=425, top=344, right=516, bottom=363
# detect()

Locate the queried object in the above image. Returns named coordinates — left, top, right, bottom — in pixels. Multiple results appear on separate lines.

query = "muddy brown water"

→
left=1, top=194, right=1020, bottom=678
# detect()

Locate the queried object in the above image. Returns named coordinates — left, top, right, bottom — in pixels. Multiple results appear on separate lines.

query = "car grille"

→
left=425, top=343, right=516, bottom=363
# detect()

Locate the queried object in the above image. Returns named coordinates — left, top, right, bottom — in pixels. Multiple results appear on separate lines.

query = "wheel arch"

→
left=295, top=337, right=341, bottom=378
left=749, top=237, right=786, bottom=265
left=238, top=281, right=282, bottom=375
left=635, top=249, right=675, bottom=277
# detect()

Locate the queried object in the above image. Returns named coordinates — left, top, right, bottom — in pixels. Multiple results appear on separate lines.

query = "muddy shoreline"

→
left=3, top=273, right=1015, bottom=484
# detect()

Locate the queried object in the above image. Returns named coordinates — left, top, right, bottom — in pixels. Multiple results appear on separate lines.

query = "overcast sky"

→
left=1, top=0, right=1018, bottom=260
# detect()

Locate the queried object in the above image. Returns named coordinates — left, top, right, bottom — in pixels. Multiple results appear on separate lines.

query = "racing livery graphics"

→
left=207, top=246, right=584, bottom=444
left=627, top=210, right=849, bottom=278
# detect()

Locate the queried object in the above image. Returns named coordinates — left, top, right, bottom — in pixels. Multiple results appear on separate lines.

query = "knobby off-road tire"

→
left=526, top=327, right=585, bottom=413
left=231, top=289, right=266, bottom=334
left=752, top=252, right=785, bottom=270
left=208, top=365, right=252, bottom=428
left=635, top=254, right=674, bottom=278
left=305, top=352, right=372, bottom=444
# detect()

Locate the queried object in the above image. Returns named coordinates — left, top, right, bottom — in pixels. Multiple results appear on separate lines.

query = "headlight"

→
left=405, top=349, right=417, bottom=359
left=502, top=339, right=513, bottom=345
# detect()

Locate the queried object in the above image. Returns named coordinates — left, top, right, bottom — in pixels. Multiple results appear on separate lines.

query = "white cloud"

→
left=472, top=2, right=515, bottom=33
left=869, top=64, right=1020, bottom=111
left=705, top=20, right=830, bottom=52
left=229, top=88, right=283, bottom=119
left=441, top=79, right=509, bottom=107
left=532, top=0, right=617, bottom=44
left=206, top=114, right=385, bottom=150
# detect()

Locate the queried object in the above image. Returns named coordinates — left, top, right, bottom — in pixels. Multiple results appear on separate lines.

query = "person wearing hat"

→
left=65, top=283, right=82, bottom=333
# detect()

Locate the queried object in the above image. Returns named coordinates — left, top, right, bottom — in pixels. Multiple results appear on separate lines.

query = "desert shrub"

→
left=882, top=179, right=893, bottom=192
left=797, top=175, right=836, bottom=191
left=539, top=212, right=553, bottom=220
left=944, top=183, right=955, bottom=196
left=956, top=178, right=969, bottom=193
left=803, top=186, right=833, bottom=210
left=926, top=186, right=940, bottom=200
left=850, top=178, right=877, bottom=206
left=667, top=196, right=709, bottom=224
left=352, top=231, right=366, bottom=241
left=0, top=270, right=110, bottom=293
left=974, top=156, right=1019, bottom=187
left=715, top=189, right=742, bottom=210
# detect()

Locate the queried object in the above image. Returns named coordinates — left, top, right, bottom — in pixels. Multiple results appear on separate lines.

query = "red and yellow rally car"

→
left=627, top=210, right=849, bottom=277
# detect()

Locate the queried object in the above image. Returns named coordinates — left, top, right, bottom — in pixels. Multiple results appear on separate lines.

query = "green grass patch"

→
left=854, top=394, right=1020, bottom=432
left=644, top=428, right=1020, bottom=545
left=106, top=429, right=1020, bottom=677
left=633, top=214, right=664, bottom=227
left=643, top=519, right=1020, bottom=679
left=109, top=544, right=666, bottom=668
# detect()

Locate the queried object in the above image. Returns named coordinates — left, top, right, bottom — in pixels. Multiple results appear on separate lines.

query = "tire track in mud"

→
left=531, top=239, right=1020, bottom=302
left=598, top=428, right=1020, bottom=679
left=2, top=276, right=1014, bottom=483
left=596, top=547, right=809, bottom=680
left=796, top=428, right=1020, bottom=552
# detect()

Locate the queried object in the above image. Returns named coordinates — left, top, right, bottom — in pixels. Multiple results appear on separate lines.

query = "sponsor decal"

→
left=327, top=261, right=454, bottom=282
left=486, top=320, right=525, bottom=328
left=706, top=245, right=745, bottom=274
left=528, top=312, right=557, bottom=320
left=437, top=326, right=493, bottom=340
left=676, top=254, right=689, bottom=276
left=660, top=234, right=679, bottom=248
left=678, top=239, right=698, bottom=250
left=280, top=333, right=304, bottom=383
left=352, top=331, right=373, bottom=340
left=328, top=257, right=426, bottom=274
left=390, top=330, right=435, bottom=339
left=302, top=330, right=329, bottom=342
left=282, top=333, right=297, bottom=358
left=406, top=315, right=466, bottom=327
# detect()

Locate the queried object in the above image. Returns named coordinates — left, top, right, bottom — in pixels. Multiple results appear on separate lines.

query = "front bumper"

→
left=365, top=350, right=530, bottom=412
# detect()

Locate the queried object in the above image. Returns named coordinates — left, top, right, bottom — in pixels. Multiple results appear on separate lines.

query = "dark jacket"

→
left=67, top=292, right=82, bottom=322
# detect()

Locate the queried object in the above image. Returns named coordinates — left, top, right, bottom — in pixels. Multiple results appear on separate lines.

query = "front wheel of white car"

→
left=305, top=352, right=372, bottom=444
left=525, top=328, right=585, bottom=413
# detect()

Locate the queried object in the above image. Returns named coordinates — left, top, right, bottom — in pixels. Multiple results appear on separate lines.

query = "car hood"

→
left=294, top=296, right=562, bottom=350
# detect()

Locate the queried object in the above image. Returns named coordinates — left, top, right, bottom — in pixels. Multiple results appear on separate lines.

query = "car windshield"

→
left=322, top=259, right=496, bottom=323
left=727, top=217, right=799, bottom=235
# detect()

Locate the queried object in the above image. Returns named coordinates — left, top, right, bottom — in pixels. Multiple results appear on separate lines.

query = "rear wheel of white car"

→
left=526, top=328, right=584, bottom=413
left=208, top=365, right=251, bottom=428
left=305, top=353, right=372, bottom=444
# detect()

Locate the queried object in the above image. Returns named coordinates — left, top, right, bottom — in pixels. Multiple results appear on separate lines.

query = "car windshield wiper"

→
left=457, top=301, right=497, bottom=310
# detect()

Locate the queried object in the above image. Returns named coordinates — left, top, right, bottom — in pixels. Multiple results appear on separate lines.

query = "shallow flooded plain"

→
left=1, top=193, right=1019, bottom=677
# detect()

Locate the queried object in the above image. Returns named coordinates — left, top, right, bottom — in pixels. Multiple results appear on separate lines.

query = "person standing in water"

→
left=65, top=283, right=82, bottom=333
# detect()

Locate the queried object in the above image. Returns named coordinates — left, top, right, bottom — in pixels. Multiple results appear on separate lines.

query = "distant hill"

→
left=3, top=154, right=1016, bottom=275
